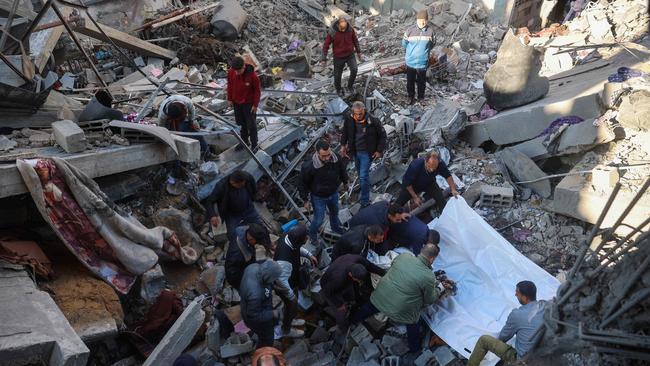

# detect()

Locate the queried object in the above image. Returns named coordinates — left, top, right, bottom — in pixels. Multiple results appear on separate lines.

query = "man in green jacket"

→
left=351, top=244, right=449, bottom=353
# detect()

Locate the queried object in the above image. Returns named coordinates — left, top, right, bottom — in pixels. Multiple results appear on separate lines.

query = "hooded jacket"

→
left=227, top=64, right=261, bottom=107
left=402, top=24, right=435, bottom=69
left=203, top=171, right=257, bottom=219
left=321, top=254, right=386, bottom=308
left=224, top=226, right=256, bottom=290
left=322, top=18, right=360, bottom=60
left=370, top=253, right=441, bottom=324
left=240, top=260, right=282, bottom=327
left=299, top=152, right=348, bottom=200
left=340, top=111, right=387, bottom=156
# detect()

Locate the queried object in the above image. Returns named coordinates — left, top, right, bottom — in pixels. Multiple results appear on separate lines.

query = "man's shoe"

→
left=282, top=328, right=305, bottom=339
left=291, top=319, right=306, bottom=326
left=337, top=89, right=344, bottom=97
left=408, top=97, right=416, bottom=105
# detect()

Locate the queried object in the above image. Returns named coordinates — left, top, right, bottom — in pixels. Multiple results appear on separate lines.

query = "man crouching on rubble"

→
left=353, top=244, right=452, bottom=356
left=340, top=101, right=387, bottom=207
left=468, top=281, right=547, bottom=366
left=240, top=260, right=283, bottom=347
left=321, top=16, right=361, bottom=96
left=224, top=223, right=271, bottom=290
left=158, top=95, right=207, bottom=153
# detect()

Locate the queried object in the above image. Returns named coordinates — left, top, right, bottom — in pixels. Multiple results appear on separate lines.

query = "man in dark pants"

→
left=402, top=10, right=435, bottom=105
left=224, top=223, right=271, bottom=290
left=227, top=56, right=261, bottom=149
left=299, top=140, right=348, bottom=244
left=340, top=101, right=387, bottom=207
left=321, top=17, right=361, bottom=96
left=395, top=150, right=459, bottom=214
left=240, top=260, right=283, bottom=347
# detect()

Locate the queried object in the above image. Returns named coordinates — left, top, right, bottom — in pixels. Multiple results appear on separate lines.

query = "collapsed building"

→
left=0, top=0, right=648, bottom=365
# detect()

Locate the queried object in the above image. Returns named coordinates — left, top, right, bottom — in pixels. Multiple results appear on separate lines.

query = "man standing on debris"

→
left=204, top=170, right=260, bottom=242
left=158, top=95, right=207, bottom=153
left=340, top=101, right=387, bottom=207
left=332, top=224, right=387, bottom=259
left=227, top=56, right=261, bottom=149
left=224, top=223, right=271, bottom=290
left=468, top=281, right=547, bottom=366
left=349, top=201, right=410, bottom=232
left=240, top=260, right=283, bottom=347
left=402, top=10, right=435, bottom=105
left=321, top=253, right=386, bottom=331
left=388, top=216, right=441, bottom=255
left=395, top=150, right=459, bottom=214
left=353, top=244, right=450, bottom=354
left=273, top=223, right=317, bottom=338
left=300, top=140, right=348, bottom=244
left=321, top=16, right=361, bottom=96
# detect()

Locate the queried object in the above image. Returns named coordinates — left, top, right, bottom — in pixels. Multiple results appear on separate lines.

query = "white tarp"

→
left=422, top=198, right=560, bottom=365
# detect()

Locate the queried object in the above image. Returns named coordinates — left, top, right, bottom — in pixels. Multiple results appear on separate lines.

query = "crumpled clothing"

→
left=536, top=116, right=584, bottom=138
left=135, top=290, right=184, bottom=344
left=608, top=67, right=644, bottom=83
left=0, top=238, right=53, bottom=277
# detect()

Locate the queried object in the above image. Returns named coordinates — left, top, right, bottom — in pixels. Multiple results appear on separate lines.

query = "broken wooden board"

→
left=72, top=18, right=176, bottom=59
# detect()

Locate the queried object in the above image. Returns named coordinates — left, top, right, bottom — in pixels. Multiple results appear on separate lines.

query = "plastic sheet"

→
left=422, top=198, right=560, bottom=365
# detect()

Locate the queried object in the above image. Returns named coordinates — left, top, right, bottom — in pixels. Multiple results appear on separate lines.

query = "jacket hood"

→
left=244, top=63, right=254, bottom=74
left=331, top=18, right=351, bottom=32
left=259, top=260, right=282, bottom=284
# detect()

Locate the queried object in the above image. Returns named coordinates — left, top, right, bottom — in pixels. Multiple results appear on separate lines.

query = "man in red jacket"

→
left=227, top=56, right=262, bottom=149
left=321, top=17, right=361, bottom=96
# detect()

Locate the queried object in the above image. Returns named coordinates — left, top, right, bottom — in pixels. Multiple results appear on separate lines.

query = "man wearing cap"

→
left=402, top=10, right=435, bottom=105
left=340, top=101, right=387, bottom=207
left=468, top=281, right=547, bottom=366
left=227, top=56, right=261, bottom=149
left=321, top=16, right=361, bottom=96
left=158, top=95, right=207, bottom=152
left=224, top=223, right=271, bottom=290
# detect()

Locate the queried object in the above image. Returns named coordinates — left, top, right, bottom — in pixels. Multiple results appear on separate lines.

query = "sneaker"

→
left=275, top=325, right=304, bottom=339
left=291, top=319, right=306, bottom=327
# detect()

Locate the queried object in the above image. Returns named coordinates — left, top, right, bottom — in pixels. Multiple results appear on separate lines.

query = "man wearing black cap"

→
left=227, top=56, right=261, bottom=149
left=224, top=223, right=271, bottom=290
left=402, top=10, right=435, bottom=104
left=468, top=281, right=548, bottom=366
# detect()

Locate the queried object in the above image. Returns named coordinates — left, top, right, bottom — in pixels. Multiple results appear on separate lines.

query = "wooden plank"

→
left=0, top=0, right=35, bottom=20
left=151, top=2, right=221, bottom=29
left=0, top=143, right=178, bottom=198
left=72, top=18, right=177, bottom=60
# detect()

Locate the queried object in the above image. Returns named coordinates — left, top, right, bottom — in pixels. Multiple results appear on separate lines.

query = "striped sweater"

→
left=402, top=24, right=435, bottom=69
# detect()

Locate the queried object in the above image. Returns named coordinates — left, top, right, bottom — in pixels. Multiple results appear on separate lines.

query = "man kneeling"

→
left=468, top=281, right=547, bottom=366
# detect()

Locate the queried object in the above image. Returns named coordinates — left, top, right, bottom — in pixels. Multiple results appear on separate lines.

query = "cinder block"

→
left=359, top=339, right=381, bottom=361
left=351, top=324, right=372, bottom=345
left=219, top=333, right=253, bottom=358
left=382, top=356, right=400, bottom=366
left=414, top=349, right=434, bottom=366
left=591, top=165, right=619, bottom=189
left=479, top=185, right=514, bottom=208
left=52, top=120, right=87, bottom=153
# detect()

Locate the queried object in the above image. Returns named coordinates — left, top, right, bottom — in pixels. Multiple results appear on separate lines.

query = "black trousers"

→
left=395, top=183, right=447, bottom=214
left=249, top=320, right=274, bottom=347
left=406, top=66, right=427, bottom=99
left=233, top=103, right=258, bottom=148
left=333, top=54, right=358, bottom=91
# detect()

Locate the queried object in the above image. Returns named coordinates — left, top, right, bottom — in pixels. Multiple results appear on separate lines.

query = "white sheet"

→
left=422, top=198, right=560, bottom=365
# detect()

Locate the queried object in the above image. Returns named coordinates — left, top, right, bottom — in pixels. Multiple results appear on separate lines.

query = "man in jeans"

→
left=227, top=56, right=261, bottom=149
left=300, top=140, right=348, bottom=244
left=321, top=17, right=361, bottom=96
left=468, top=281, right=547, bottom=366
left=402, top=10, right=435, bottom=105
left=340, top=101, right=387, bottom=207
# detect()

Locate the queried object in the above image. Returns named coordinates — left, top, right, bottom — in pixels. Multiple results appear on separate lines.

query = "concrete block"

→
left=381, top=335, right=409, bottom=356
left=351, top=324, right=372, bottom=345
left=498, top=148, right=551, bottom=198
left=382, top=356, right=400, bottom=366
left=242, top=150, right=272, bottom=181
left=52, top=120, right=87, bottom=153
left=287, top=351, right=318, bottom=366
left=479, top=185, right=514, bottom=208
left=171, top=134, right=201, bottom=163
left=414, top=349, right=434, bottom=366
left=591, top=166, right=619, bottom=189
left=310, top=326, right=330, bottom=344
left=143, top=297, right=206, bottom=366
left=359, top=339, right=381, bottom=361
left=432, top=345, right=456, bottom=366
left=219, top=333, right=253, bottom=358
left=347, top=347, right=365, bottom=366
left=315, top=351, right=336, bottom=366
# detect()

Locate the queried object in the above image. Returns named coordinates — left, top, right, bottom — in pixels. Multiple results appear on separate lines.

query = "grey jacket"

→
left=240, top=260, right=282, bottom=326
left=499, top=300, right=547, bottom=358
left=274, top=236, right=312, bottom=301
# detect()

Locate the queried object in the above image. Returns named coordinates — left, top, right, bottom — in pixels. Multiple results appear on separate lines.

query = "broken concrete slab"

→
left=497, top=147, right=551, bottom=198
left=52, top=120, right=87, bottom=153
left=413, top=99, right=466, bottom=145
left=143, top=297, right=206, bottom=366
left=617, top=89, right=650, bottom=130
left=242, top=150, right=272, bottom=181
left=220, top=333, right=254, bottom=358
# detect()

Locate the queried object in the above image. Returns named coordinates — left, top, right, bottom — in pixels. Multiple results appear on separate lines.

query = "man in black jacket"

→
left=240, top=260, right=282, bottom=347
left=320, top=254, right=386, bottom=331
left=300, top=140, right=348, bottom=244
left=349, top=201, right=410, bottom=231
left=203, top=170, right=260, bottom=242
left=340, top=101, right=387, bottom=207
left=224, top=223, right=271, bottom=290
left=332, top=224, right=386, bottom=259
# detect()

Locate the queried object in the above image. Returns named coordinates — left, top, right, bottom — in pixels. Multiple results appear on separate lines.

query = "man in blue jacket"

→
left=402, top=10, right=435, bottom=105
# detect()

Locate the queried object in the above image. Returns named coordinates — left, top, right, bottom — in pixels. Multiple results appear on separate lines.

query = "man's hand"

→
left=210, top=216, right=221, bottom=227
left=304, top=201, right=311, bottom=211
left=251, top=105, right=257, bottom=114
left=309, top=255, right=319, bottom=267
left=372, top=151, right=382, bottom=160
left=451, top=189, right=459, bottom=199
left=340, top=145, right=349, bottom=159
left=410, top=196, right=422, bottom=207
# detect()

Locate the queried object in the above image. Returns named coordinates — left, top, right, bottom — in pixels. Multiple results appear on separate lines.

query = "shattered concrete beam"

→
left=297, top=0, right=349, bottom=27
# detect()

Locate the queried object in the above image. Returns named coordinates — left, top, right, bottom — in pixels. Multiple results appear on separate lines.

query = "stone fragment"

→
left=351, top=324, right=372, bottom=345
left=414, top=349, right=434, bottom=366
left=200, top=265, right=226, bottom=296
left=0, top=135, right=17, bottom=151
left=140, top=264, right=166, bottom=303
left=347, top=347, right=365, bottom=366
left=359, top=339, right=381, bottom=361
left=287, top=352, right=318, bottom=366
left=498, top=147, right=551, bottom=198
left=310, top=326, right=330, bottom=344
left=579, top=293, right=599, bottom=312
left=284, top=339, right=309, bottom=360
left=617, top=90, right=650, bottom=130
left=52, top=120, right=86, bottom=153
left=220, top=333, right=254, bottom=358
left=381, top=335, right=409, bottom=356
left=432, top=345, right=456, bottom=366
left=448, top=0, right=469, bottom=17
left=591, top=166, right=619, bottom=189
left=382, top=355, right=401, bottom=366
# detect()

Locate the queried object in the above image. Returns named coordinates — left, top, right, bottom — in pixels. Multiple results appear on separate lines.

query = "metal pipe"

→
left=277, top=120, right=331, bottom=183
left=601, top=255, right=650, bottom=324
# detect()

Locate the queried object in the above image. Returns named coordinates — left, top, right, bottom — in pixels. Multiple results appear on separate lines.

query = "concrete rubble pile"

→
left=0, top=0, right=649, bottom=365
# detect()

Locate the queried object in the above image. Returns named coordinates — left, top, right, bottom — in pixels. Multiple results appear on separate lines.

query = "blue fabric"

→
left=402, top=25, right=434, bottom=69
left=355, top=152, right=371, bottom=205
left=225, top=206, right=260, bottom=242
left=388, top=216, right=429, bottom=254
left=309, top=192, right=342, bottom=242
left=178, top=121, right=207, bottom=152
left=402, top=158, right=451, bottom=192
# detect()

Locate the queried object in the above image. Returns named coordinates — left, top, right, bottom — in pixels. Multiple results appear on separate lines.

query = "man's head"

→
left=387, top=203, right=408, bottom=224
left=348, top=263, right=368, bottom=284
left=229, top=170, right=248, bottom=189
left=515, top=280, right=537, bottom=305
left=287, top=223, right=308, bottom=247
left=316, top=140, right=332, bottom=163
left=338, top=17, right=349, bottom=32
left=364, top=225, right=384, bottom=244
left=424, top=150, right=440, bottom=173
left=246, top=223, right=271, bottom=247
left=231, top=56, right=245, bottom=75
left=420, top=243, right=440, bottom=266
left=416, top=10, right=428, bottom=28
left=166, top=101, right=188, bottom=122
left=351, top=101, right=366, bottom=122
left=257, top=354, right=281, bottom=366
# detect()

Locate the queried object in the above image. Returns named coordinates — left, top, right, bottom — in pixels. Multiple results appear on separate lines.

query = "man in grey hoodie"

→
left=240, top=260, right=283, bottom=347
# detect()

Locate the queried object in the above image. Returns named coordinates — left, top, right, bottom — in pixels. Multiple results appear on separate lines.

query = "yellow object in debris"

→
left=271, top=67, right=283, bottom=75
